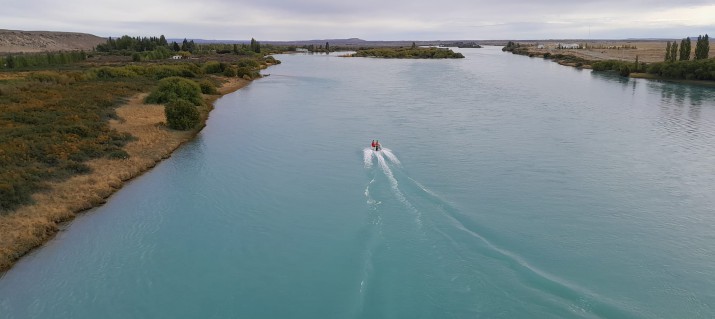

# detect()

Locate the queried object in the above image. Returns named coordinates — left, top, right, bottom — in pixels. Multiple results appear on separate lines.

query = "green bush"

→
left=237, top=59, right=260, bottom=68
left=28, top=71, right=74, bottom=84
left=202, top=61, right=226, bottom=74
left=223, top=66, right=237, bottom=77
left=198, top=79, right=218, bottom=94
left=145, top=76, right=203, bottom=105
left=236, top=67, right=259, bottom=79
left=108, top=149, right=129, bottom=159
left=618, top=65, right=631, bottom=77
left=165, top=99, right=200, bottom=130
left=90, top=66, right=140, bottom=79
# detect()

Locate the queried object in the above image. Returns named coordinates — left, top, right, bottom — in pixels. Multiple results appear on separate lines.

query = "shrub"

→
left=198, top=79, right=218, bottom=94
left=223, top=66, right=237, bottom=77
left=107, top=150, right=129, bottom=159
left=28, top=71, right=73, bottom=84
left=165, top=99, right=200, bottom=130
left=145, top=76, right=203, bottom=105
left=90, top=66, right=139, bottom=79
left=264, top=56, right=280, bottom=64
left=61, top=161, right=91, bottom=174
left=236, top=67, right=258, bottom=79
left=618, top=65, right=631, bottom=77
left=202, top=61, right=226, bottom=74
left=237, top=59, right=260, bottom=68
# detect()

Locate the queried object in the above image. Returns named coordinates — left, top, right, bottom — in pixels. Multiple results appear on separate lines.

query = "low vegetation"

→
left=1, top=35, right=280, bottom=214
left=165, top=99, right=201, bottom=130
left=0, top=51, right=88, bottom=70
left=145, top=76, right=204, bottom=106
left=351, top=47, right=464, bottom=59
left=0, top=71, right=145, bottom=211
left=503, top=35, right=714, bottom=81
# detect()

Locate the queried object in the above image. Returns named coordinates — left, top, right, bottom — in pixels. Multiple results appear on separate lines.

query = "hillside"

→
left=0, top=29, right=105, bottom=53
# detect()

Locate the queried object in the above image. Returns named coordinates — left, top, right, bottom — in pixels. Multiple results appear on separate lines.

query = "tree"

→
left=694, top=34, right=709, bottom=60
left=412, top=42, right=417, bottom=49
left=181, top=38, right=188, bottom=51
left=250, top=38, right=261, bottom=53
left=326, top=42, right=330, bottom=53
left=669, top=41, right=678, bottom=62
left=634, top=55, right=639, bottom=72
left=5, top=55, right=14, bottom=69
left=188, top=40, right=195, bottom=53
left=172, top=42, right=180, bottom=51
left=665, top=41, right=671, bottom=62
left=679, top=37, right=691, bottom=61
left=159, top=35, right=168, bottom=46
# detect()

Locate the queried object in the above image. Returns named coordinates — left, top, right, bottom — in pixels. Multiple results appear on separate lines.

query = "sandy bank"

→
left=0, top=77, right=250, bottom=272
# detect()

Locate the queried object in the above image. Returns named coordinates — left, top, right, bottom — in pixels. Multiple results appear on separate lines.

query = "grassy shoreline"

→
left=505, top=45, right=714, bottom=84
left=0, top=77, right=252, bottom=273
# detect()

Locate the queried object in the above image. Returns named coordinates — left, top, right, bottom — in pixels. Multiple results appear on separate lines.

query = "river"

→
left=1, top=46, right=714, bottom=318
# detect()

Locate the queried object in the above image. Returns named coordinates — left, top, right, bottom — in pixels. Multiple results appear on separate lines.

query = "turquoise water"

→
left=2, top=47, right=715, bottom=318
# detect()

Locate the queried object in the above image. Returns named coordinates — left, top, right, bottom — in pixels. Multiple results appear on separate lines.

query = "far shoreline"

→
left=0, top=76, right=254, bottom=273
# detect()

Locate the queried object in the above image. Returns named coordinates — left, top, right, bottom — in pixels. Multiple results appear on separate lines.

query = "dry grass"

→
left=522, top=40, right=713, bottom=63
left=0, top=78, right=250, bottom=272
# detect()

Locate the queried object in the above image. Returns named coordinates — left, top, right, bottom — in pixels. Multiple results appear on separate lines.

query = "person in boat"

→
left=371, top=140, right=376, bottom=150
left=375, top=140, right=381, bottom=151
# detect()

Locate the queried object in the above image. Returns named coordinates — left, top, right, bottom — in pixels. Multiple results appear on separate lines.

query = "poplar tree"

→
left=679, top=37, right=691, bottom=61
left=249, top=38, right=262, bottom=53
left=181, top=38, right=188, bottom=51
left=665, top=41, right=671, bottom=62
left=326, top=42, right=330, bottom=53
left=5, top=55, right=14, bottom=69
left=694, top=35, right=701, bottom=59
left=694, top=34, right=709, bottom=60
left=669, top=41, right=678, bottom=62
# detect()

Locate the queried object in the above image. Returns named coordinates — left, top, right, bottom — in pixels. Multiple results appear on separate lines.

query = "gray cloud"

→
left=2, top=0, right=714, bottom=40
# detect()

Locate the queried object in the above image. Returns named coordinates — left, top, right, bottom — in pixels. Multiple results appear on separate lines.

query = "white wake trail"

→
left=380, top=148, right=401, bottom=166
left=363, top=148, right=374, bottom=168
left=375, top=151, right=422, bottom=227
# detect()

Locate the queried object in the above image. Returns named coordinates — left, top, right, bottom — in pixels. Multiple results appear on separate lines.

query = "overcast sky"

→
left=3, top=0, right=714, bottom=40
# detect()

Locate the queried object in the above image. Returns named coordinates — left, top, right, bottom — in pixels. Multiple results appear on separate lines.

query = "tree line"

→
left=1, top=51, right=87, bottom=69
left=96, top=35, right=267, bottom=56
left=96, top=35, right=197, bottom=53
left=664, top=34, right=709, bottom=62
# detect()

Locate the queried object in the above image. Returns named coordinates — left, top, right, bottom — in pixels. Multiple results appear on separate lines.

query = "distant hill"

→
left=0, top=29, right=105, bottom=53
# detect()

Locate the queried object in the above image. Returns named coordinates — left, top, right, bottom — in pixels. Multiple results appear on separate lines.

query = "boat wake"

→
left=358, top=146, right=639, bottom=319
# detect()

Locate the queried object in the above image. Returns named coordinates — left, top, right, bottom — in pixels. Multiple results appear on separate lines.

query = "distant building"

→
left=171, top=55, right=182, bottom=59
left=536, top=44, right=545, bottom=49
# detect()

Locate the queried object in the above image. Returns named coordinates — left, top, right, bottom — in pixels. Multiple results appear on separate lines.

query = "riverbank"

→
left=0, top=77, right=250, bottom=273
left=505, top=41, right=714, bottom=84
